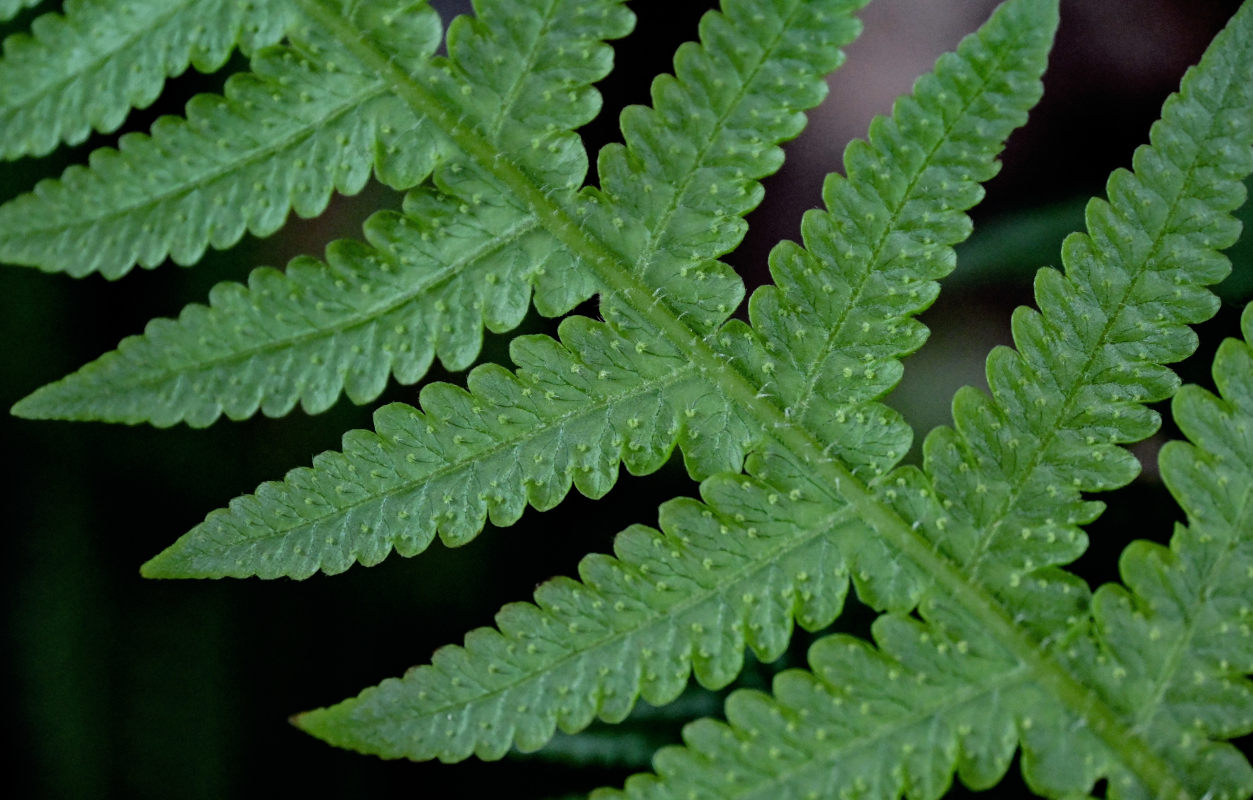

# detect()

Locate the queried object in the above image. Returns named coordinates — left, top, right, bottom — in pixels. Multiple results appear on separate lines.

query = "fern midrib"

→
left=732, top=665, right=1032, bottom=800
left=0, top=91, right=391, bottom=242
left=79, top=216, right=540, bottom=401
left=1, top=0, right=196, bottom=108
left=1133, top=465, right=1253, bottom=736
left=388, top=505, right=851, bottom=724
left=296, top=2, right=1188, bottom=794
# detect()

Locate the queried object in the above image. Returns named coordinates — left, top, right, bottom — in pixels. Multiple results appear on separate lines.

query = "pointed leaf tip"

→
left=289, top=704, right=351, bottom=750
left=11, top=387, right=56, bottom=420
left=141, top=538, right=215, bottom=580
left=139, top=552, right=174, bottom=580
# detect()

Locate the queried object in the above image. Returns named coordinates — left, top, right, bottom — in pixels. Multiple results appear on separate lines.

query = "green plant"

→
left=5, top=0, right=1253, bottom=797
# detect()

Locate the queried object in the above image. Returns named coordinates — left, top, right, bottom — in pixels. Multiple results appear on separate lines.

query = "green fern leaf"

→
left=7, top=0, right=1251, bottom=795
left=11, top=0, right=634, bottom=421
left=0, top=0, right=631, bottom=280
left=137, top=0, right=869, bottom=574
left=1068, top=304, right=1253, bottom=797
left=590, top=2, right=1253, bottom=798
left=0, top=0, right=290, bottom=160
left=593, top=303, right=1253, bottom=800
left=288, top=0, right=1057, bottom=761
left=0, top=1, right=442, bottom=278
left=294, top=463, right=852, bottom=760
left=9, top=0, right=849, bottom=424
left=868, top=0, right=1253, bottom=635
left=579, top=0, right=866, bottom=335
left=139, top=313, right=711, bottom=577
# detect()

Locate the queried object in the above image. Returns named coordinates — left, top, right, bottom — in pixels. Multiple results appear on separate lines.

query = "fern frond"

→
left=137, top=0, right=870, bottom=573
left=0, top=2, right=443, bottom=278
left=286, top=0, right=1058, bottom=761
left=892, top=0, right=1253, bottom=633
left=1072, top=303, right=1253, bottom=796
left=12, top=164, right=558, bottom=424
left=294, top=460, right=851, bottom=760
left=11, top=0, right=634, bottom=421
left=582, top=0, right=863, bottom=334
left=139, top=313, right=708, bottom=577
left=0, top=0, right=632, bottom=280
left=593, top=306, right=1253, bottom=800
left=11, top=0, right=852, bottom=423
left=0, top=0, right=290, bottom=160
left=591, top=3, right=1253, bottom=798
left=594, top=612, right=1032, bottom=800
left=721, top=0, right=1050, bottom=484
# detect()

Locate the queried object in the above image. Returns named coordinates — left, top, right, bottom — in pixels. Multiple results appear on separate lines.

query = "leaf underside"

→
left=138, top=0, right=869, bottom=579
left=4, top=0, right=1253, bottom=797
left=293, top=0, right=1062, bottom=766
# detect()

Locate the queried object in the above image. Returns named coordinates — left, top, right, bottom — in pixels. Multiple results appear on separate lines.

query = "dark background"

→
left=3, top=0, right=1250, bottom=797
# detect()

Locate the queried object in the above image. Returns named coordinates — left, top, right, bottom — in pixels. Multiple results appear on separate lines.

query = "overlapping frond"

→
left=136, top=0, right=870, bottom=575
left=594, top=3, right=1253, bottom=798
left=0, top=0, right=290, bottom=160
left=286, top=0, right=1058, bottom=762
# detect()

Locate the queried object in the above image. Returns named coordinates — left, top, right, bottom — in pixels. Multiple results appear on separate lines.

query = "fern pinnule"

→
left=288, top=0, right=1058, bottom=763
left=596, top=3, right=1253, bottom=798
left=0, top=0, right=291, bottom=161
left=137, top=0, right=870, bottom=577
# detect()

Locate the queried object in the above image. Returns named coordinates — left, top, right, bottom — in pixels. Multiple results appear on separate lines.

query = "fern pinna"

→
left=4, top=0, right=1253, bottom=797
